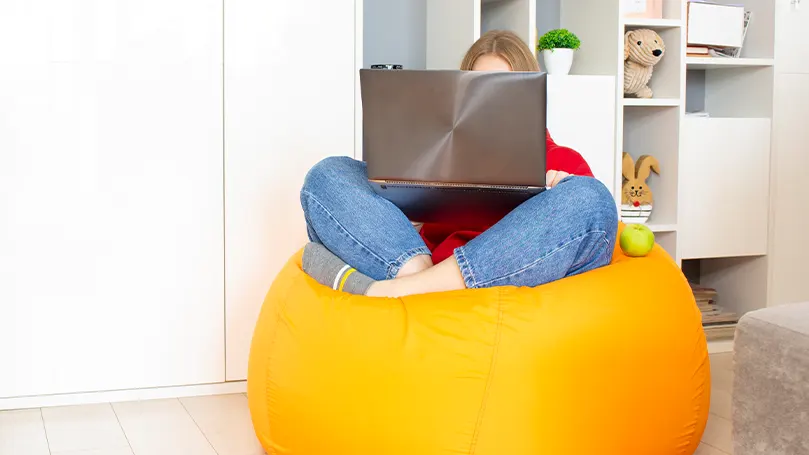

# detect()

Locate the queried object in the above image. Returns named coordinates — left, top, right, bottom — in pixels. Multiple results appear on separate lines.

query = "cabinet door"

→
left=0, top=0, right=225, bottom=398
left=546, top=75, right=616, bottom=196
left=769, top=74, right=809, bottom=305
left=224, top=0, right=360, bottom=380
left=679, top=118, right=771, bottom=259
left=775, top=0, right=809, bottom=73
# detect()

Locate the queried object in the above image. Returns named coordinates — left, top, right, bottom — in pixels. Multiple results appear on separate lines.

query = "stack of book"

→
left=690, top=283, right=738, bottom=340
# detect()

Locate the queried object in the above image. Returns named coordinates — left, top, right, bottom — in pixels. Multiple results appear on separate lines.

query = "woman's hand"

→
left=546, top=170, right=571, bottom=188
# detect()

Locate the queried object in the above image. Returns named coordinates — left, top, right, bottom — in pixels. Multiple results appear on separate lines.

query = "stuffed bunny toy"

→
left=624, top=29, right=665, bottom=98
left=622, top=152, right=660, bottom=206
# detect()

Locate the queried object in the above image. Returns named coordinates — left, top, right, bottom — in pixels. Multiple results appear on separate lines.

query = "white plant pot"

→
left=541, top=48, right=575, bottom=75
left=621, top=203, right=653, bottom=224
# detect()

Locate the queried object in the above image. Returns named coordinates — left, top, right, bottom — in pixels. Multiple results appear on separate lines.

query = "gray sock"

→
left=302, top=243, right=375, bottom=295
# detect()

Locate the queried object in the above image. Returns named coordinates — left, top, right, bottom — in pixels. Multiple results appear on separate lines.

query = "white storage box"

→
left=687, top=1, right=745, bottom=48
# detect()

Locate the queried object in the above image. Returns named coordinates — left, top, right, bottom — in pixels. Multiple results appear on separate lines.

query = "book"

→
left=690, top=283, right=717, bottom=299
left=702, top=312, right=738, bottom=325
left=688, top=281, right=739, bottom=340
left=690, top=282, right=717, bottom=292
left=687, top=46, right=710, bottom=54
left=704, top=323, right=737, bottom=341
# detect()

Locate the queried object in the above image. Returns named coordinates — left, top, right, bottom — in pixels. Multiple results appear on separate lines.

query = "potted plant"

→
left=537, top=29, right=581, bottom=75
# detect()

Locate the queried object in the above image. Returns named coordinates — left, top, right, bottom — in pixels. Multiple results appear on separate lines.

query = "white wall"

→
left=365, top=0, right=426, bottom=69
left=537, top=0, right=561, bottom=36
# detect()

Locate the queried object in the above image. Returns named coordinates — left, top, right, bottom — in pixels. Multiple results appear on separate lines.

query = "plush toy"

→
left=624, top=29, right=665, bottom=98
left=622, top=152, right=660, bottom=206
left=621, top=152, right=660, bottom=224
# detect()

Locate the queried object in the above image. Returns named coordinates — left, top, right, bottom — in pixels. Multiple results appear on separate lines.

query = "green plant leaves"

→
left=537, top=29, right=581, bottom=51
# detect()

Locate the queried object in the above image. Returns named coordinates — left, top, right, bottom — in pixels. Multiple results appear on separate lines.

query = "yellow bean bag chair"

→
left=247, top=225, right=710, bottom=455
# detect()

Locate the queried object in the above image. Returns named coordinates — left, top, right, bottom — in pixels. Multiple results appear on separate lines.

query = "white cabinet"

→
left=775, top=0, right=809, bottom=73
left=679, top=118, right=771, bottom=259
left=0, top=0, right=225, bottom=397
left=224, top=0, right=361, bottom=380
left=546, top=75, right=617, bottom=193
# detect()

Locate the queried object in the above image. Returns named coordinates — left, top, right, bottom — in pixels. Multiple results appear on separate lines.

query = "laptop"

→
left=360, top=69, right=547, bottom=227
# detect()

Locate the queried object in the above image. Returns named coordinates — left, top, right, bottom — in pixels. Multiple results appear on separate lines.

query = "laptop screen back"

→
left=360, top=69, right=547, bottom=187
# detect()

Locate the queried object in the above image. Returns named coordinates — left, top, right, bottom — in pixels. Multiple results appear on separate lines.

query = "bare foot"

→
left=367, top=255, right=467, bottom=298
left=396, top=254, right=433, bottom=277
left=365, top=279, right=403, bottom=298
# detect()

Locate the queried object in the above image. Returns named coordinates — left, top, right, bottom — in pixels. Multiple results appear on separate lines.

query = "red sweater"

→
left=419, top=130, right=594, bottom=263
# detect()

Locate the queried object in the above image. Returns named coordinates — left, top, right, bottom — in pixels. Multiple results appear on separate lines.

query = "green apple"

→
left=620, top=224, right=655, bottom=257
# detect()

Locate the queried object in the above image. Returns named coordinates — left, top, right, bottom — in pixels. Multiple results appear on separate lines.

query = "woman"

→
left=301, top=30, right=618, bottom=297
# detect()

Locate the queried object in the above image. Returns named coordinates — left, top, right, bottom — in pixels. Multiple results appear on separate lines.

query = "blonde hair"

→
left=460, top=30, right=540, bottom=72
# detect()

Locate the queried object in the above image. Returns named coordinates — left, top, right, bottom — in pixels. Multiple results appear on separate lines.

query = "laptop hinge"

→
left=370, top=179, right=538, bottom=191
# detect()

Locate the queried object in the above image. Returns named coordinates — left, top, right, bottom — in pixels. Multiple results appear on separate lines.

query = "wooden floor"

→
left=1, top=353, right=734, bottom=455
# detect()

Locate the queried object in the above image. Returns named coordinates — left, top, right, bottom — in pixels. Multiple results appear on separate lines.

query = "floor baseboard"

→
left=707, top=339, right=734, bottom=354
left=0, top=380, right=247, bottom=411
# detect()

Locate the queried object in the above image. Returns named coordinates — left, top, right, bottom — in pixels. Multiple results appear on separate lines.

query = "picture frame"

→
left=622, top=0, right=663, bottom=19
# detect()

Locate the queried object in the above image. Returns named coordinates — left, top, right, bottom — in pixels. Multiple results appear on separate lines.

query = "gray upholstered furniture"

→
left=733, top=301, right=809, bottom=455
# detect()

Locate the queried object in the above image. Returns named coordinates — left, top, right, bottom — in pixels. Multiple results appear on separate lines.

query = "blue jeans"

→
left=300, top=156, right=618, bottom=288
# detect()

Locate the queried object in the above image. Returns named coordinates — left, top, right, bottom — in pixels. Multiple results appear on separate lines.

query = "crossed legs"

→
left=301, top=156, right=617, bottom=297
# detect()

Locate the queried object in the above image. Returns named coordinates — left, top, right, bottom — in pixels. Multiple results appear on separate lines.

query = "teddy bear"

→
left=624, top=29, right=665, bottom=99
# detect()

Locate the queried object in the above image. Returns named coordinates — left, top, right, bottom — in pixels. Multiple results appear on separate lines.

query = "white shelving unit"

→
left=560, top=0, right=686, bottom=261
left=622, top=17, right=684, bottom=28
left=622, top=98, right=682, bottom=106
left=560, top=0, right=778, bottom=348
left=685, top=57, right=774, bottom=69
left=647, top=223, right=678, bottom=233
left=679, top=0, right=776, bottom=348
left=374, top=0, right=802, bottom=351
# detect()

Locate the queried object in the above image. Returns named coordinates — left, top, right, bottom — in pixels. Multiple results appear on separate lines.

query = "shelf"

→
left=648, top=223, right=677, bottom=233
left=686, top=57, right=775, bottom=70
left=621, top=18, right=683, bottom=29
left=621, top=222, right=677, bottom=233
left=623, top=98, right=681, bottom=107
